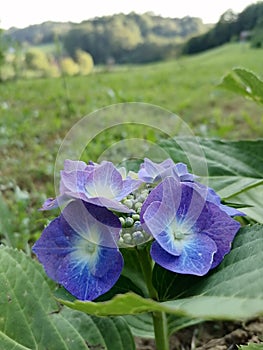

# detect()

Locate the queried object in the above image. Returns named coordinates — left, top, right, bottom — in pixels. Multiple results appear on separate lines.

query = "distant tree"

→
left=236, top=2, right=263, bottom=32
left=183, top=2, right=263, bottom=55
left=25, top=49, right=58, bottom=77
left=63, top=12, right=209, bottom=64
left=25, top=49, right=49, bottom=71
left=75, top=49, right=94, bottom=75
left=251, top=17, right=263, bottom=48
left=60, top=57, right=79, bottom=76
left=0, top=28, right=7, bottom=81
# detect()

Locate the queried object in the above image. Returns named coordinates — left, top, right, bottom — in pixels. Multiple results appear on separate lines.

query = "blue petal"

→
left=58, top=245, right=123, bottom=300
left=174, top=163, right=195, bottom=181
left=185, top=182, right=245, bottom=217
left=62, top=200, right=121, bottom=247
left=138, top=158, right=179, bottom=183
left=32, top=216, right=75, bottom=281
left=194, top=201, right=241, bottom=269
left=142, top=201, right=184, bottom=256
left=141, top=176, right=182, bottom=226
left=33, top=201, right=124, bottom=300
left=151, top=233, right=217, bottom=276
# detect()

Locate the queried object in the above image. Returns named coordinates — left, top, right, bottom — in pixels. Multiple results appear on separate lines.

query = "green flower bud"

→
left=119, top=217, right=125, bottom=227
left=132, top=213, right=140, bottom=221
left=125, top=217, right=134, bottom=227
left=123, top=199, right=133, bottom=209
left=123, top=233, right=132, bottom=244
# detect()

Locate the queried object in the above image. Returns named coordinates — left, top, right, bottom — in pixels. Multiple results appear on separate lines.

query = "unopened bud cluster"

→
left=118, top=185, right=152, bottom=247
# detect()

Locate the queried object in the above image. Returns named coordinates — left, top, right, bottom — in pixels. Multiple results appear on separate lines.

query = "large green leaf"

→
left=218, top=67, right=263, bottom=105
left=59, top=309, right=135, bottom=350
left=0, top=246, right=135, bottom=350
left=58, top=224, right=263, bottom=320
left=239, top=344, right=263, bottom=350
left=159, top=138, right=263, bottom=222
left=124, top=313, right=201, bottom=338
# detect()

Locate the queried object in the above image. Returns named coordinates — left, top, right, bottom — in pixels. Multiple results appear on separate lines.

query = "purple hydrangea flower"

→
left=185, top=182, right=245, bottom=217
left=138, top=158, right=195, bottom=183
left=141, top=177, right=241, bottom=276
left=41, top=160, right=142, bottom=213
left=138, top=158, right=244, bottom=217
left=33, top=200, right=123, bottom=300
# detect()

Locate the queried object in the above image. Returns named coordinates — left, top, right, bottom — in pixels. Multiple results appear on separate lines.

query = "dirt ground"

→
left=135, top=317, right=263, bottom=350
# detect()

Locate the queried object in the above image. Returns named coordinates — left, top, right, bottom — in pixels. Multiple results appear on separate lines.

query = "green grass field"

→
left=0, top=42, right=263, bottom=248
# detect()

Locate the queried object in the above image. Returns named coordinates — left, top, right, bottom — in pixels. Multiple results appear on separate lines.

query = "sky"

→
left=0, top=0, right=258, bottom=30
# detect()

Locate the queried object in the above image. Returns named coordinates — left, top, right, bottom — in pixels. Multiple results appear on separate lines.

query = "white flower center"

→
left=172, top=220, right=192, bottom=241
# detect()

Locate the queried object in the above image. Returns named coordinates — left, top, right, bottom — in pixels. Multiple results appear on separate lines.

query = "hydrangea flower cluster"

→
left=33, top=158, right=243, bottom=301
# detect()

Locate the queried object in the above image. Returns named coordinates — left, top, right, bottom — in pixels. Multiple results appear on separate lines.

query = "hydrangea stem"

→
left=136, top=245, right=169, bottom=350
left=152, top=311, right=169, bottom=350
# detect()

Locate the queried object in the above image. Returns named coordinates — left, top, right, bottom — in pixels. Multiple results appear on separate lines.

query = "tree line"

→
left=182, top=2, right=263, bottom=54
left=4, top=13, right=209, bottom=64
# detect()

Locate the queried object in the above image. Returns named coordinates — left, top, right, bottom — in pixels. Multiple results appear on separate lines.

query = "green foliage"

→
left=219, top=67, right=263, bottom=105
left=75, top=49, right=94, bottom=75
left=3, top=12, right=209, bottom=65
left=0, top=246, right=135, bottom=350
left=183, top=2, right=263, bottom=54
left=60, top=56, right=79, bottom=76
left=24, top=48, right=58, bottom=77
left=239, top=344, right=263, bottom=349
left=124, top=313, right=200, bottom=338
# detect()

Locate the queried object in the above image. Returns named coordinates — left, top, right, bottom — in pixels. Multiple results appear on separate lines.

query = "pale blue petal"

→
left=151, top=233, right=217, bottom=276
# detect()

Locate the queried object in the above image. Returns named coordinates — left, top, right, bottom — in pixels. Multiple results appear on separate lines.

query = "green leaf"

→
left=124, top=313, right=200, bottom=338
left=239, top=344, right=263, bottom=350
left=124, top=314, right=155, bottom=338
left=0, top=332, right=31, bottom=350
left=0, top=246, right=135, bottom=350
left=159, top=138, right=263, bottom=222
left=218, top=67, right=263, bottom=105
left=58, top=224, right=263, bottom=321
left=120, top=247, right=149, bottom=297
left=59, top=309, right=135, bottom=350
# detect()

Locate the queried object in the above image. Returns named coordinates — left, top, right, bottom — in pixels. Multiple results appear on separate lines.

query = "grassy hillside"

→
left=0, top=43, right=263, bottom=247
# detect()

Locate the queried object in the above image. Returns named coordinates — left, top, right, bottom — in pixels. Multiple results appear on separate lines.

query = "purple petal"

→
left=138, top=158, right=194, bottom=183
left=141, top=176, right=182, bottom=225
left=174, top=163, right=195, bottom=182
left=141, top=177, right=206, bottom=228
left=63, top=159, right=88, bottom=172
left=40, top=197, right=59, bottom=211
left=195, top=202, right=241, bottom=269
left=84, top=162, right=123, bottom=199
left=57, top=160, right=139, bottom=212
left=62, top=200, right=121, bottom=247
left=116, top=178, right=143, bottom=200
left=185, top=182, right=245, bottom=217
left=138, top=158, right=177, bottom=183
left=62, top=193, right=134, bottom=213
left=60, top=170, right=89, bottom=194
left=151, top=233, right=217, bottom=276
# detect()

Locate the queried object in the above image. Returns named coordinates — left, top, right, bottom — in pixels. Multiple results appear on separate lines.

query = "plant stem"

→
left=136, top=245, right=169, bottom=350
left=152, top=311, right=170, bottom=350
